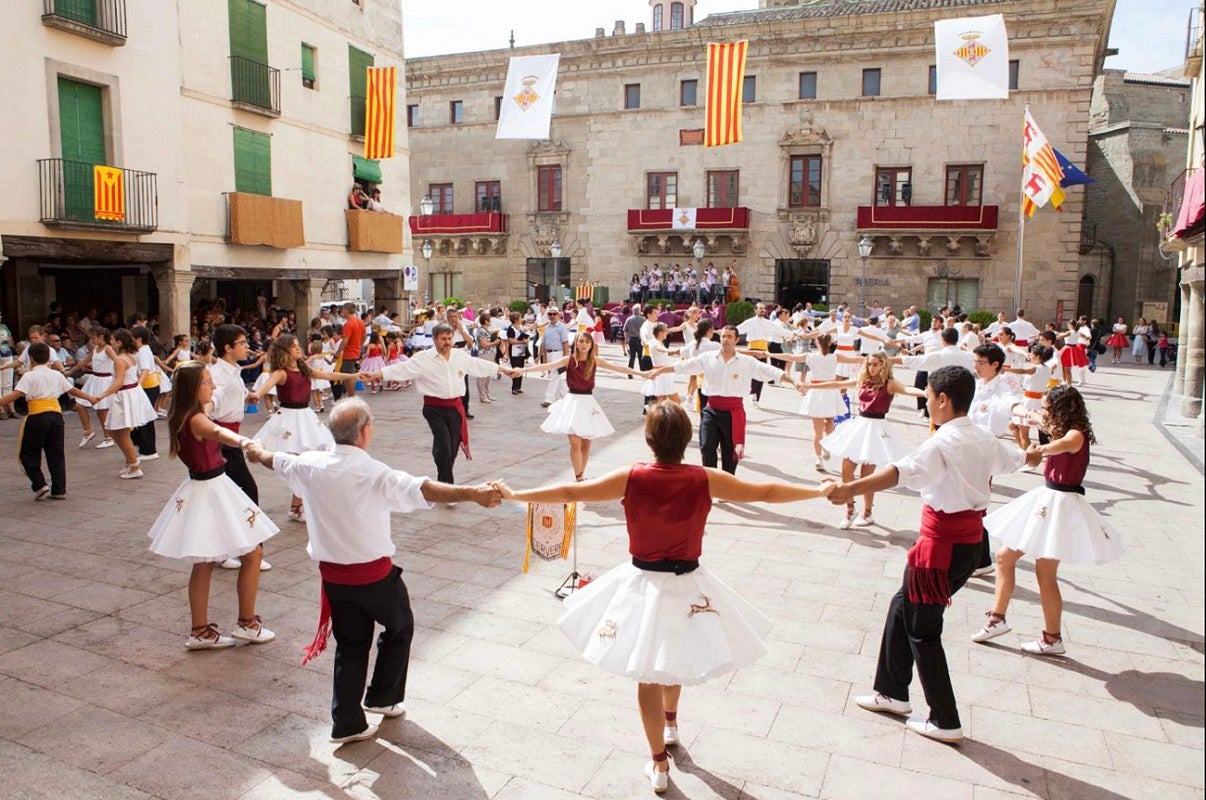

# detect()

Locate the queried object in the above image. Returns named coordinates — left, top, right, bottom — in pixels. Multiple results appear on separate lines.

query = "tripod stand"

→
left=553, top=523, right=581, bottom=599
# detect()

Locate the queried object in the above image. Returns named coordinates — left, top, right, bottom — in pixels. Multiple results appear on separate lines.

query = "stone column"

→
left=153, top=264, right=195, bottom=340
left=1175, top=277, right=1191, bottom=396
left=291, top=278, right=328, bottom=330
left=1180, top=266, right=1204, bottom=420
left=373, top=274, right=404, bottom=315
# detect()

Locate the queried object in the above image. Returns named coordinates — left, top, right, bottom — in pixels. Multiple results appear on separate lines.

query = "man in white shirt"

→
left=1007, top=308, right=1040, bottom=346
left=539, top=308, right=572, bottom=407
left=895, top=327, right=973, bottom=419
left=366, top=324, right=514, bottom=485
left=829, top=366, right=1038, bottom=744
left=245, top=398, right=500, bottom=744
left=638, top=306, right=660, bottom=412
left=446, top=308, right=476, bottom=419
left=736, top=304, right=782, bottom=406
left=902, top=307, right=921, bottom=334
left=660, top=325, right=802, bottom=473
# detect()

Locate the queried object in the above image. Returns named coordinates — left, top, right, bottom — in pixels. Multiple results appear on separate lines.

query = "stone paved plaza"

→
left=0, top=347, right=1202, bottom=799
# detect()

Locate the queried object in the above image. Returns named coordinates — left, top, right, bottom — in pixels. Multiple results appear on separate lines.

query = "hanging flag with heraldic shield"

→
left=364, top=67, right=397, bottom=160
left=496, top=54, right=561, bottom=140
left=93, top=165, right=124, bottom=222
left=933, top=14, right=1010, bottom=100
left=704, top=41, right=748, bottom=147
left=522, top=502, right=576, bottom=573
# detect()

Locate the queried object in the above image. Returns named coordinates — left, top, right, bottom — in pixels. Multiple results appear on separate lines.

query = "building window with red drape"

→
left=537, top=165, right=562, bottom=212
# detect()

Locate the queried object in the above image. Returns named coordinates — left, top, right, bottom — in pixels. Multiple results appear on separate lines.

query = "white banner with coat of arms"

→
left=934, top=14, right=1010, bottom=100
left=671, top=208, right=697, bottom=230
left=496, top=54, right=560, bottom=140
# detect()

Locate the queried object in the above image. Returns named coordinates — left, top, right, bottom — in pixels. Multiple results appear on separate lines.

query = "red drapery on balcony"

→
left=408, top=213, right=508, bottom=235
left=1174, top=168, right=1204, bottom=238
left=856, top=205, right=998, bottom=230
left=626, top=207, right=751, bottom=231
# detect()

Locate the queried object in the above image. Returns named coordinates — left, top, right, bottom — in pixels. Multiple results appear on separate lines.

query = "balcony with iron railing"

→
left=41, top=0, right=127, bottom=46
left=1185, top=6, right=1203, bottom=77
left=1161, top=168, right=1204, bottom=250
left=230, top=55, right=281, bottom=116
left=38, top=158, right=157, bottom=233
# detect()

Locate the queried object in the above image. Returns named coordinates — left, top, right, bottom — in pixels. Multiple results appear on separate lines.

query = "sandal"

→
left=186, top=622, right=235, bottom=650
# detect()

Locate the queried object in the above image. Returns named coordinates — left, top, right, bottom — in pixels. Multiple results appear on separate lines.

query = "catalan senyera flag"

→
left=1021, top=107, right=1065, bottom=217
left=704, top=41, right=748, bottom=147
left=364, top=66, right=396, bottom=159
left=93, top=165, right=124, bottom=222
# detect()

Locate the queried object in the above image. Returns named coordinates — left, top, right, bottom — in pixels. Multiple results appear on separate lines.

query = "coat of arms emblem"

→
left=513, top=76, right=540, bottom=111
left=954, top=31, right=991, bottom=67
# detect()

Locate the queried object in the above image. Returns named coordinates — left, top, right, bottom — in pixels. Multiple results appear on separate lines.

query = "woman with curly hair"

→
left=973, top=385, right=1121, bottom=655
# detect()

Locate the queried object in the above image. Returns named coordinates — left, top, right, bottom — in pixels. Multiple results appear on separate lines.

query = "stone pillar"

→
left=1181, top=266, right=1204, bottom=419
left=373, top=274, right=404, bottom=315
left=1176, top=277, right=1191, bottom=395
left=153, top=266, right=196, bottom=340
left=291, top=278, right=328, bottom=330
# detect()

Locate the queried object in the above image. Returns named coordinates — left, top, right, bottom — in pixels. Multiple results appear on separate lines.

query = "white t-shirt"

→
left=16, top=365, right=73, bottom=400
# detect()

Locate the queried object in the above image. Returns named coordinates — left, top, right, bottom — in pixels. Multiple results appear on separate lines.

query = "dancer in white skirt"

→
left=645, top=323, right=681, bottom=404
left=1004, top=343, right=1052, bottom=451
left=307, top=340, right=332, bottom=412
left=810, top=352, right=924, bottom=529
left=248, top=334, right=342, bottom=522
left=150, top=361, right=278, bottom=650
left=974, top=385, right=1120, bottom=655
left=71, top=327, right=117, bottom=449
left=511, top=332, right=645, bottom=481
left=494, top=402, right=834, bottom=794
left=92, top=329, right=158, bottom=479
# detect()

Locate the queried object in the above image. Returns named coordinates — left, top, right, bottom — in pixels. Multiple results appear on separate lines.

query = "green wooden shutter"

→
left=58, top=77, right=106, bottom=220
left=301, top=44, right=316, bottom=85
left=233, top=127, right=271, bottom=196
left=229, top=0, right=270, bottom=107
left=54, top=0, right=98, bottom=27
left=348, top=45, right=374, bottom=135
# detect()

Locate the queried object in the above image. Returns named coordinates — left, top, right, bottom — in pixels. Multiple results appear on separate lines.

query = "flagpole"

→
left=1014, top=103, right=1028, bottom=311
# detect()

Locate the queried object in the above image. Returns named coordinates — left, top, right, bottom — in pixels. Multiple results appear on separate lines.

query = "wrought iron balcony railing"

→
left=38, top=158, right=157, bottom=233
left=230, top=55, right=281, bottom=116
left=42, top=0, right=127, bottom=45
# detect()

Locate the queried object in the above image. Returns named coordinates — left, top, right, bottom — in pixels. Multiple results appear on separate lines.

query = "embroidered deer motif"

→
left=175, top=498, right=185, bottom=512
left=597, top=620, right=617, bottom=640
left=1034, top=506, right=1047, bottom=519
left=689, top=594, right=719, bottom=617
left=246, top=508, right=259, bottom=527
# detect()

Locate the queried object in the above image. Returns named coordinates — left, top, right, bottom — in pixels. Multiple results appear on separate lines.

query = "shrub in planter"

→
left=725, top=300, right=756, bottom=327
left=508, top=299, right=531, bottom=314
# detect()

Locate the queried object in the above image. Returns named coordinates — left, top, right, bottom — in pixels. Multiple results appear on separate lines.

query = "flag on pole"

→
left=1021, top=107, right=1066, bottom=217
left=704, top=41, right=748, bottom=147
left=93, top=165, right=124, bottom=222
left=1053, top=148, right=1095, bottom=187
left=364, top=67, right=396, bottom=159
left=934, top=14, right=1010, bottom=100
left=496, top=54, right=560, bottom=140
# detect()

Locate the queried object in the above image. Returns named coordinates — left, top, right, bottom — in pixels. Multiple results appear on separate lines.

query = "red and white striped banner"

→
left=364, top=66, right=396, bottom=159
left=704, top=41, right=748, bottom=147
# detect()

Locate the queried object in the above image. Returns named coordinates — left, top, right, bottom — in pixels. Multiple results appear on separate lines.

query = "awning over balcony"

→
left=856, top=205, right=999, bottom=230
left=352, top=156, right=382, bottom=185
left=409, top=213, right=508, bottom=235
left=627, top=207, right=751, bottom=231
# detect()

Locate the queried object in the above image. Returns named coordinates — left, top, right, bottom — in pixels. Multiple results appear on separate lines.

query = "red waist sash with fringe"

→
left=706, top=395, right=747, bottom=459
left=424, top=395, right=471, bottom=460
left=906, top=506, right=983, bottom=605
left=302, top=556, right=393, bottom=665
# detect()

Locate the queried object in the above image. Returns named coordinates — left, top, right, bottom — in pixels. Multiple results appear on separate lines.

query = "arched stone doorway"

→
left=1077, top=274, right=1096, bottom=319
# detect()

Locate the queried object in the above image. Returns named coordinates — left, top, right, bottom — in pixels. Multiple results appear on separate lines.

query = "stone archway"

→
left=1077, top=274, right=1096, bottom=319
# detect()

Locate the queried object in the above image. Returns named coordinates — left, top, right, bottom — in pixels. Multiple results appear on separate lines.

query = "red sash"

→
left=302, top=556, right=393, bottom=665
left=906, top=506, right=983, bottom=605
left=707, top=396, right=747, bottom=460
left=424, top=395, right=471, bottom=460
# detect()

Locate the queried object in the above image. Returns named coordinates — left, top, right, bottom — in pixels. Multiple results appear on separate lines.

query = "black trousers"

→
left=462, top=375, right=471, bottom=417
left=509, top=355, right=526, bottom=392
left=627, top=336, right=642, bottom=370
left=20, top=412, right=65, bottom=494
left=699, top=405, right=737, bottom=474
left=221, top=443, right=259, bottom=504
left=914, top=371, right=929, bottom=415
left=639, top=353, right=654, bottom=407
left=874, top=541, right=979, bottom=730
left=977, top=527, right=992, bottom=569
left=132, top=386, right=159, bottom=455
left=422, top=403, right=461, bottom=484
left=326, top=567, right=414, bottom=738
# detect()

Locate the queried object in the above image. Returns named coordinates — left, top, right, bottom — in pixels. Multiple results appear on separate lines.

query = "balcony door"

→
left=58, top=77, right=106, bottom=221
left=228, top=0, right=271, bottom=109
left=775, top=259, right=830, bottom=309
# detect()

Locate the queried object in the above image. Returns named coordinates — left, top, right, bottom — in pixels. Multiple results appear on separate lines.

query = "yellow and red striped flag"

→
left=704, top=41, right=748, bottom=147
left=1021, top=107, right=1065, bottom=217
left=364, top=66, right=396, bottom=159
left=93, top=165, right=124, bottom=222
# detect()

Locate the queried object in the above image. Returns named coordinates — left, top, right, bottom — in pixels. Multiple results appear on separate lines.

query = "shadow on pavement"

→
left=958, top=740, right=1134, bottom=800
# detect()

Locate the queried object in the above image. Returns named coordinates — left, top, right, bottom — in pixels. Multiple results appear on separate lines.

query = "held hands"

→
left=488, top=480, right=515, bottom=500
left=826, top=481, right=855, bottom=506
left=471, top=483, right=503, bottom=508
left=815, top=479, right=838, bottom=498
left=1024, top=444, right=1044, bottom=468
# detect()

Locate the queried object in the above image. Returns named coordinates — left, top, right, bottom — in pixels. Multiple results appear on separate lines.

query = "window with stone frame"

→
left=624, top=83, right=641, bottom=110
left=476, top=181, right=501, bottom=213
left=875, top=167, right=912, bottom=207
left=680, top=79, right=698, bottom=107
left=945, top=165, right=984, bottom=206
left=450, top=100, right=463, bottom=124
left=742, top=75, right=756, bottom=103
left=537, top=165, right=562, bottom=212
left=406, top=104, right=418, bottom=127
left=798, top=71, right=817, bottom=100
left=927, top=277, right=979, bottom=311
left=429, top=183, right=453, bottom=214
left=862, top=68, right=881, bottom=97
left=707, top=170, right=739, bottom=208
left=788, top=155, right=822, bottom=208
left=647, top=172, right=678, bottom=209
left=670, top=2, right=684, bottom=29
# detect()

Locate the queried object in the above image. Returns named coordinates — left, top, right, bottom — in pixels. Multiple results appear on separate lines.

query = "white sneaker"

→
left=645, top=761, right=670, bottom=794
left=138, top=453, right=160, bottom=462
left=288, top=508, right=305, bottom=523
left=119, top=466, right=144, bottom=480
left=260, top=558, right=272, bottom=571
left=79, top=432, right=96, bottom=449
left=906, top=717, right=963, bottom=743
left=96, top=438, right=115, bottom=449
left=854, top=514, right=875, bottom=527
left=838, top=511, right=855, bottom=530
left=219, top=558, right=241, bottom=570
left=971, top=565, right=995, bottom=578
left=1021, top=636, right=1067, bottom=656
left=330, top=723, right=379, bottom=745
left=855, top=693, right=912, bottom=716
left=157, top=409, right=168, bottom=418
left=363, top=702, right=406, bottom=718
left=34, top=486, right=51, bottom=501
left=971, top=613, right=1012, bottom=643
left=186, top=624, right=236, bottom=650
left=814, top=459, right=826, bottom=473
left=231, top=616, right=275, bottom=644
left=663, top=725, right=679, bottom=746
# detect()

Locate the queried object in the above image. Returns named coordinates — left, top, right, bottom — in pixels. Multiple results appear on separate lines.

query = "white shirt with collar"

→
left=19, top=345, right=63, bottom=368
left=969, top=375, right=1019, bottom=436
left=209, top=358, right=248, bottom=425
left=900, top=346, right=975, bottom=372
left=1009, top=318, right=1040, bottom=342
left=673, top=350, right=783, bottom=398
left=273, top=445, right=433, bottom=564
left=381, top=347, right=499, bottom=398
left=16, top=364, right=73, bottom=400
left=736, top=316, right=780, bottom=343
left=135, top=344, right=156, bottom=380
left=892, top=416, right=1027, bottom=513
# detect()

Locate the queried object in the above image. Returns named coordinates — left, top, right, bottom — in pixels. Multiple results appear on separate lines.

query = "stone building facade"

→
left=405, top=0, right=1115, bottom=320
left=1079, top=69, right=1191, bottom=324
left=0, top=0, right=412, bottom=338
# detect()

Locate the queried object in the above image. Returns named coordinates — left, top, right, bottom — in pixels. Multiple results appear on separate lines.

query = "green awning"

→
left=352, top=155, right=382, bottom=184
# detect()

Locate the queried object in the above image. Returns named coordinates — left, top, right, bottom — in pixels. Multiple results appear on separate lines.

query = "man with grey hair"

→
left=244, top=398, right=501, bottom=745
left=361, top=323, right=515, bottom=486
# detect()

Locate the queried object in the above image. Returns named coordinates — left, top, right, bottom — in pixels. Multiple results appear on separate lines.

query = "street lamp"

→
left=421, top=239, right=433, bottom=306
left=549, top=238, right=562, bottom=306
left=692, top=238, right=706, bottom=261
left=419, top=195, right=434, bottom=216
left=857, top=235, right=874, bottom=316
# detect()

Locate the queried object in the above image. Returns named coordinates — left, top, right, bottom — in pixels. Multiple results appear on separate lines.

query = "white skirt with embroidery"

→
left=253, top=406, right=334, bottom=453
left=818, top=415, right=907, bottom=467
left=541, top=393, right=616, bottom=439
left=104, top=387, right=158, bottom=430
left=984, top=485, right=1122, bottom=565
left=77, top=374, right=114, bottom=410
left=148, top=474, right=279, bottom=563
left=799, top=387, right=845, bottom=419
left=557, top=561, right=772, bottom=686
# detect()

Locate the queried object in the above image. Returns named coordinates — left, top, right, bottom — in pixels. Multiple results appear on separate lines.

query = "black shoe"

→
left=465, top=413, right=475, bottom=419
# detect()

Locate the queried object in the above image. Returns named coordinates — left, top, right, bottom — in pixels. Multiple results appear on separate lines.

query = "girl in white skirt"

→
left=151, top=361, right=279, bottom=650
left=92, top=329, right=158, bottom=479
left=810, top=352, right=924, bottom=529
left=495, top=402, right=834, bottom=794
left=71, top=327, right=117, bottom=449
left=248, top=334, right=342, bottom=522
left=306, top=339, right=332, bottom=412
left=511, top=332, right=645, bottom=481
left=1003, top=343, right=1052, bottom=451
left=974, top=385, right=1120, bottom=655
left=646, top=323, right=681, bottom=404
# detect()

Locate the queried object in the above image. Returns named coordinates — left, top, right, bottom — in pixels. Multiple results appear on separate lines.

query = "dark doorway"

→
left=214, top=279, right=273, bottom=316
left=40, top=266, right=136, bottom=324
left=526, top=257, right=571, bottom=303
left=776, top=259, right=830, bottom=308
left=1077, top=274, right=1096, bottom=319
